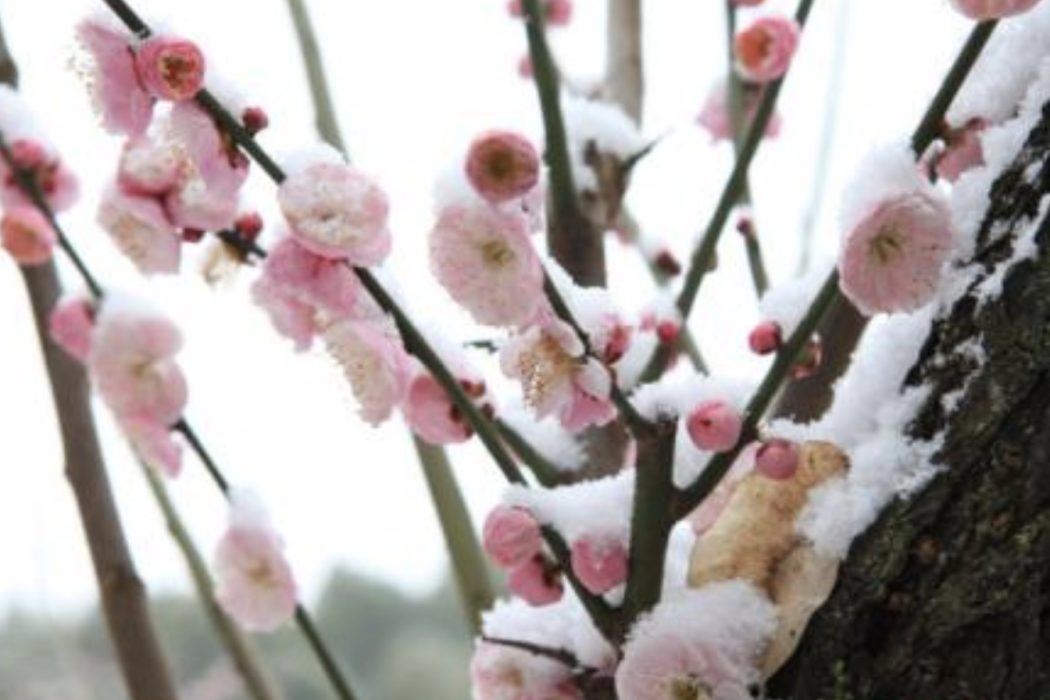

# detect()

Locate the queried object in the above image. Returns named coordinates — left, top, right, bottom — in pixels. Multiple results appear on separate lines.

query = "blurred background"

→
left=0, top=1, right=976, bottom=698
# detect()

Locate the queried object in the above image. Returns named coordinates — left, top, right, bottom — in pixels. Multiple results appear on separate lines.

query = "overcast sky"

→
left=0, top=0, right=974, bottom=616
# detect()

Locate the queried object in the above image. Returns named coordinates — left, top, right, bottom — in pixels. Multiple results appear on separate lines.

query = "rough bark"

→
left=769, top=100, right=1050, bottom=700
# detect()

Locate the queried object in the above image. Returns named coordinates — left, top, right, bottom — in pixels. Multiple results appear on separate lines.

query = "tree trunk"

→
left=769, top=101, right=1050, bottom=700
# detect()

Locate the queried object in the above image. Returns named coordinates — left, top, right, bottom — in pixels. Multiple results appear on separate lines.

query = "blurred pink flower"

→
left=135, top=35, right=206, bottom=101
left=89, top=299, right=188, bottom=426
left=501, top=318, right=615, bottom=432
left=429, top=203, right=545, bottom=327
left=279, top=162, right=391, bottom=264
left=403, top=370, right=476, bottom=445
left=122, top=417, right=183, bottom=477
left=838, top=191, right=953, bottom=315
left=49, top=295, right=96, bottom=363
left=75, top=17, right=154, bottom=136
left=696, top=79, right=781, bottom=143
left=214, top=497, right=298, bottom=632
left=466, top=130, right=540, bottom=204
left=735, top=16, right=800, bottom=84
left=324, top=318, right=412, bottom=426
left=506, top=0, right=573, bottom=26
left=1, top=206, right=56, bottom=265
left=118, top=137, right=182, bottom=196
left=949, top=0, right=1043, bottom=19
left=616, top=629, right=751, bottom=700
left=97, top=186, right=181, bottom=275
left=168, top=102, right=250, bottom=197
left=0, top=138, right=80, bottom=213
left=507, top=555, right=564, bottom=607
left=571, top=538, right=628, bottom=594
left=470, top=642, right=574, bottom=700
left=935, top=118, right=988, bottom=183
left=482, top=505, right=543, bottom=569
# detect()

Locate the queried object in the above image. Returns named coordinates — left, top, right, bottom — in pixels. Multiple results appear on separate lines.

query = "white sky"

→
left=0, top=0, right=974, bottom=617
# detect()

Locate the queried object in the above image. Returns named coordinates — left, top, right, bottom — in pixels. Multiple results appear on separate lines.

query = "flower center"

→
left=869, top=225, right=906, bottom=265
left=160, top=52, right=199, bottom=92
left=518, top=334, right=575, bottom=408
left=667, top=675, right=712, bottom=700
left=479, top=236, right=516, bottom=269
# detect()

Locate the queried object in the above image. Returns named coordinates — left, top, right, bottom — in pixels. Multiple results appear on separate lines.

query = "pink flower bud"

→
left=10, top=139, right=47, bottom=170
left=1, top=207, right=56, bottom=265
left=242, top=106, right=270, bottom=135
left=49, top=295, right=96, bottom=363
left=934, top=118, right=988, bottom=183
left=482, top=506, right=542, bottom=569
left=404, top=371, right=473, bottom=446
left=236, top=211, right=264, bottom=240
left=571, top=539, right=628, bottom=595
left=507, top=556, right=563, bottom=606
left=653, top=249, right=682, bottom=277
left=135, top=36, right=206, bottom=102
left=949, top=0, right=1042, bottom=19
left=748, top=320, right=782, bottom=355
left=517, top=55, right=534, bottom=79
left=655, top=320, right=679, bottom=345
left=465, top=130, right=540, bottom=204
left=755, top=438, right=799, bottom=480
left=735, top=16, right=800, bottom=84
left=686, top=401, right=743, bottom=453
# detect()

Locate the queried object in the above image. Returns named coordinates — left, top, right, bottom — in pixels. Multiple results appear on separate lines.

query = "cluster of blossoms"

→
left=50, top=292, right=188, bottom=477
left=76, top=15, right=257, bottom=275
left=0, top=88, right=78, bottom=266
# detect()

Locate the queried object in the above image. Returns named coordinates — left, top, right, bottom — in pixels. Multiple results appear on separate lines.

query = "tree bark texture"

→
left=22, top=263, right=181, bottom=700
left=769, top=100, right=1050, bottom=700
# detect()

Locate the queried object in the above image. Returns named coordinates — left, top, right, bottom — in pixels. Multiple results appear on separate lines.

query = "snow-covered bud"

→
left=748, top=320, right=782, bottom=355
left=755, top=438, right=799, bottom=480
left=935, top=118, right=988, bottom=183
left=135, top=36, right=206, bottom=101
left=686, top=401, right=744, bottom=453
left=571, top=538, right=628, bottom=595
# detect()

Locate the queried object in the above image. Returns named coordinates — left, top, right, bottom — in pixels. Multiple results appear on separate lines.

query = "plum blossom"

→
left=696, top=79, right=781, bottom=143
left=507, top=555, right=564, bottom=606
left=278, top=161, right=391, bottom=264
left=571, top=537, right=628, bottom=594
left=470, top=641, right=576, bottom=700
left=838, top=190, right=953, bottom=315
left=616, top=627, right=750, bottom=700
left=89, top=296, right=187, bottom=426
left=686, top=402, right=743, bottom=453
left=75, top=16, right=155, bottom=136
left=482, top=505, right=543, bottom=569
left=97, top=186, right=181, bottom=274
left=123, top=417, right=183, bottom=477
left=735, top=16, right=801, bottom=84
left=949, top=0, right=1043, bottom=19
left=0, top=138, right=80, bottom=213
left=251, top=236, right=361, bottom=350
left=430, top=203, right=545, bottom=327
left=1, top=206, right=56, bottom=265
left=465, top=130, right=540, bottom=204
left=135, top=35, right=206, bottom=102
left=501, top=318, right=615, bottom=431
left=49, top=294, right=96, bottom=363
left=214, top=491, right=298, bottom=632
left=403, top=369, right=479, bottom=445
left=324, top=317, right=412, bottom=426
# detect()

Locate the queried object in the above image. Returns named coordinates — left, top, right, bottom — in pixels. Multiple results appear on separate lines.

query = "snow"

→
left=498, top=400, right=587, bottom=474
left=562, top=94, right=645, bottom=192
left=838, top=140, right=938, bottom=240
left=504, top=470, right=635, bottom=545
left=757, top=260, right=833, bottom=337
left=0, top=86, right=49, bottom=145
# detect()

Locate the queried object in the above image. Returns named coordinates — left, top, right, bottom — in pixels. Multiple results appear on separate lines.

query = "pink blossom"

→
left=838, top=191, right=953, bottom=315
left=117, top=137, right=182, bottom=196
left=323, top=318, right=412, bottom=426
left=686, top=402, right=743, bottom=453
left=251, top=237, right=361, bottom=351
left=754, top=438, right=799, bottom=480
left=214, top=496, right=298, bottom=632
left=75, top=17, right=154, bottom=136
left=616, top=630, right=752, bottom=700
left=747, top=320, right=781, bottom=355
left=0, top=139, right=80, bottom=213
left=122, top=417, right=183, bottom=477
left=470, top=642, right=575, bottom=700
left=466, top=130, right=541, bottom=205
left=697, top=79, right=782, bottom=143
left=501, top=318, right=616, bottom=431
left=403, top=370, right=475, bottom=445
left=949, top=0, right=1043, bottom=19
left=429, top=203, right=545, bottom=327
left=96, top=186, right=181, bottom=275
left=49, top=295, right=96, bottom=363
left=935, top=118, right=988, bottom=183
left=507, top=555, right=564, bottom=607
left=482, top=506, right=542, bottom=569
left=735, top=16, right=800, bottom=84
left=89, top=298, right=188, bottom=426
left=278, top=162, right=391, bottom=264
left=571, top=538, right=628, bottom=594
left=1, top=206, right=56, bottom=265
left=135, top=35, right=206, bottom=102
left=168, top=102, right=250, bottom=198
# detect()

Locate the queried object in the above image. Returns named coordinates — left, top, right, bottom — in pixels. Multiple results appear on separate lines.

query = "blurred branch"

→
left=605, top=0, right=644, bottom=125
left=1, top=16, right=180, bottom=700
left=412, top=437, right=495, bottom=634
left=283, top=0, right=346, bottom=155
left=143, top=466, right=285, bottom=700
